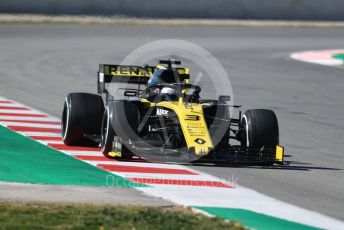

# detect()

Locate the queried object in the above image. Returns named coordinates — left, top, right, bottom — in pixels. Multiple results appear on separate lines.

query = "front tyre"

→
left=241, top=109, right=279, bottom=166
left=61, top=93, right=104, bottom=146
left=100, top=107, right=115, bottom=157
left=101, top=102, right=138, bottom=159
left=241, top=109, right=279, bottom=147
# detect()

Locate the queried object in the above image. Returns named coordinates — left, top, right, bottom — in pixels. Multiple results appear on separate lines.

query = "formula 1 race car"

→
left=61, top=60, right=284, bottom=165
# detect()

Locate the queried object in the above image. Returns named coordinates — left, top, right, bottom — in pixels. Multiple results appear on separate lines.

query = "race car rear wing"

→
left=97, top=64, right=190, bottom=94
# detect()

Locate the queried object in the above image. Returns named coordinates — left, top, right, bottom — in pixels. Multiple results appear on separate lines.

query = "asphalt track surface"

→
left=0, top=182, right=173, bottom=206
left=0, top=25, right=343, bottom=220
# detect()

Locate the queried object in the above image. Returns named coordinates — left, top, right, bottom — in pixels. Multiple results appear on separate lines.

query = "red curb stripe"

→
left=0, top=112, right=47, bottom=117
left=0, top=119, right=60, bottom=125
left=8, top=126, right=60, bottom=133
left=98, top=164, right=198, bottom=175
left=0, top=106, right=30, bottom=111
left=29, top=136, right=62, bottom=141
left=123, top=158, right=148, bottom=163
left=74, top=155, right=116, bottom=161
left=48, top=144, right=100, bottom=151
left=0, top=100, right=12, bottom=104
left=128, top=178, right=233, bottom=188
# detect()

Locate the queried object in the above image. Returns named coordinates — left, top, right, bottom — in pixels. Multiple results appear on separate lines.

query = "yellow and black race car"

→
left=61, top=60, right=284, bottom=165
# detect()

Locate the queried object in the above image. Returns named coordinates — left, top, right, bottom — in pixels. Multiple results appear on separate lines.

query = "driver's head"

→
left=148, top=69, right=180, bottom=87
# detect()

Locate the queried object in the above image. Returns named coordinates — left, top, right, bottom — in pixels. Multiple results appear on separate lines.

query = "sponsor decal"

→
left=104, top=65, right=155, bottom=77
left=194, top=138, right=206, bottom=145
left=156, top=108, right=169, bottom=116
left=185, top=115, right=200, bottom=121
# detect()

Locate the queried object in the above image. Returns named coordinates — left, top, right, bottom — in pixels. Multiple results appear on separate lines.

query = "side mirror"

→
left=219, top=95, right=230, bottom=101
left=124, top=90, right=138, bottom=97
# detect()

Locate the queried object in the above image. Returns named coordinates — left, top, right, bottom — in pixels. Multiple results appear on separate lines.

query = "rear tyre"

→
left=241, top=109, right=279, bottom=166
left=101, top=102, right=139, bottom=159
left=62, top=93, right=104, bottom=146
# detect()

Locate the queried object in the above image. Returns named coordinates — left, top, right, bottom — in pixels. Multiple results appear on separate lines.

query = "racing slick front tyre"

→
left=61, top=93, right=104, bottom=146
left=101, top=102, right=139, bottom=160
left=241, top=109, right=279, bottom=166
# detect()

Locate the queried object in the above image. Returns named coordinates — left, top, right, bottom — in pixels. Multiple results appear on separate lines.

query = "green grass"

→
left=196, top=207, right=320, bottom=230
left=0, top=202, right=246, bottom=230
left=0, top=125, right=143, bottom=187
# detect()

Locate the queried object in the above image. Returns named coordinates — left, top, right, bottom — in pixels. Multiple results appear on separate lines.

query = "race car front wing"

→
left=199, top=145, right=285, bottom=165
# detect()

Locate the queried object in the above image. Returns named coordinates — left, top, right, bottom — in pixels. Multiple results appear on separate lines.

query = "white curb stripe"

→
left=81, top=160, right=200, bottom=171
left=0, top=109, right=47, bottom=114
left=67, top=151, right=103, bottom=156
left=291, top=49, right=344, bottom=66
left=0, top=116, right=57, bottom=122
left=1, top=122, right=61, bottom=129
left=45, top=141, right=65, bottom=144
left=19, top=132, right=61, bottom=137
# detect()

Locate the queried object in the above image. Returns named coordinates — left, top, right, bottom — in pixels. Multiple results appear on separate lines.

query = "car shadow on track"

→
left=117, top=156, right=342, bottom=171
left=187, top=162, right=342, bottom=171
left=263, top=164, right=342, bottom=171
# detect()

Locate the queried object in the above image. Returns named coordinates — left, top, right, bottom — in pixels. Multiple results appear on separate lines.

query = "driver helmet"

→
left=147, top=69, right=180, bottom=87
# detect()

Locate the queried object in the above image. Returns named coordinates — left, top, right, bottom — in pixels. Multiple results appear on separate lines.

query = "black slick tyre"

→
left=241, top=109, right=279, bottom=166
left=101, top=102, right=139, bottom=159
left=61, top=93, right=104, bottom=146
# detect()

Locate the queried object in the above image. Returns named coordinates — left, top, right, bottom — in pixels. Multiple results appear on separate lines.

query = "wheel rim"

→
left=61, top=99, right=70, bottom=140
left=242, top=115, right=250, bottom=147
left=101, top=109, right=109, bottom=152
